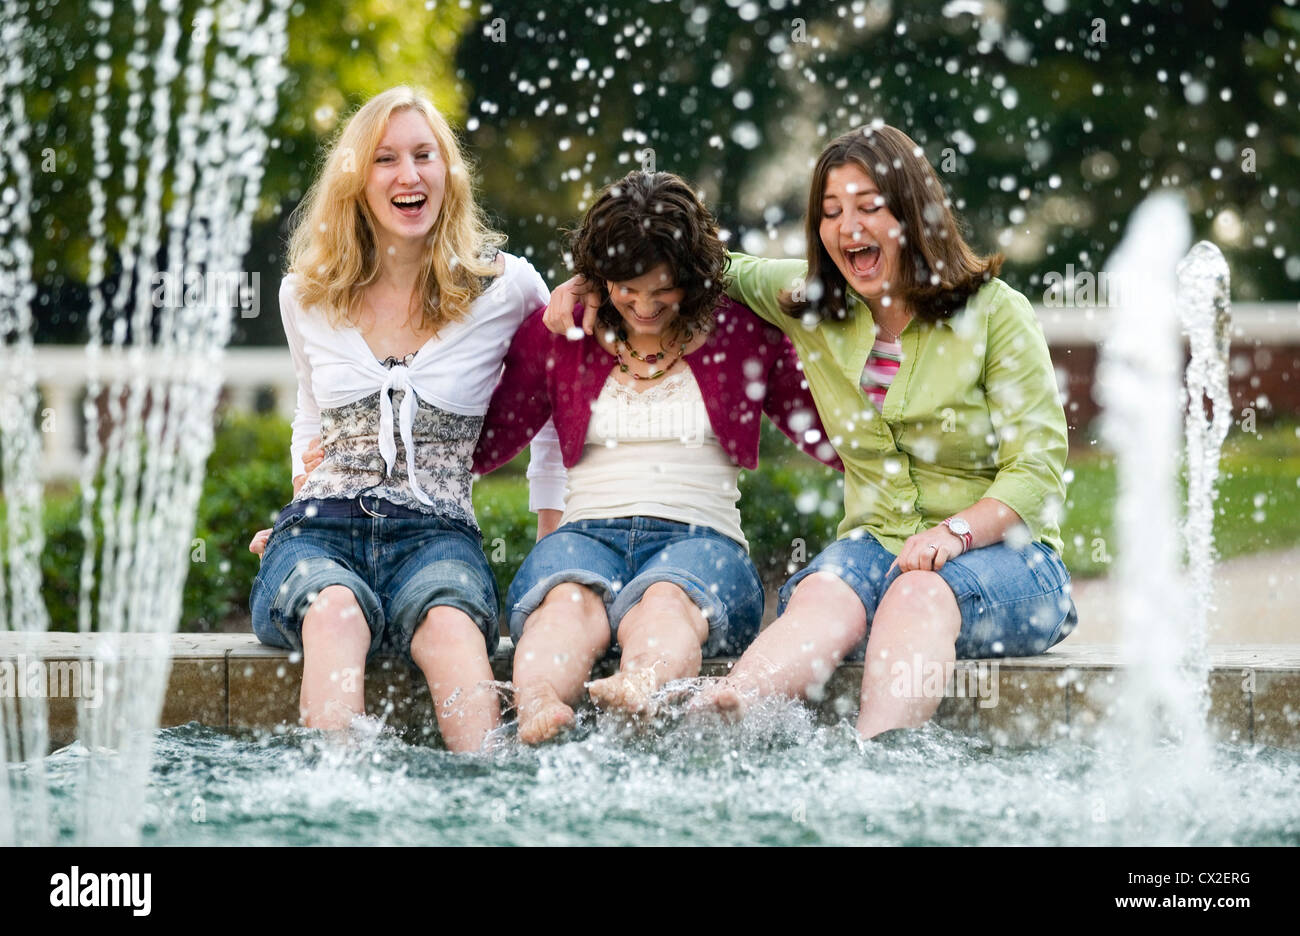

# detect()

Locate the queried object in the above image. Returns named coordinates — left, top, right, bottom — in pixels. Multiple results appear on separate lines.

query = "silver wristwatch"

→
left=942, top=516, right=972, bottom=552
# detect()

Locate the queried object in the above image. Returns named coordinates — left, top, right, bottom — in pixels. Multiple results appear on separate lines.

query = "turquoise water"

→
left=23, top=702, right=1300, bottom=846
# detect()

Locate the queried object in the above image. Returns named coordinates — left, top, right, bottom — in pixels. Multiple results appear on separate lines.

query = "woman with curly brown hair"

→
left=474, top=171, right=842, bottom=744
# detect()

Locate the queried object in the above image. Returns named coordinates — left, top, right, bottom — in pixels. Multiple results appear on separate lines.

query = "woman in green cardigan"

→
left=544, top=123, right=1077, bottom=738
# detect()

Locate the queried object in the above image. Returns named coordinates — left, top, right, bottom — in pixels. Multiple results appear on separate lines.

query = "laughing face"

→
left=817, top=162, right=902, bottom=313
left=605, top=263, right=685, bottom=339
left=364, top=108, right=446, bottom=248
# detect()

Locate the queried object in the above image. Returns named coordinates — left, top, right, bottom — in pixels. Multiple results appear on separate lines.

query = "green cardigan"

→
left=725, top=251, right=1068, bottom=555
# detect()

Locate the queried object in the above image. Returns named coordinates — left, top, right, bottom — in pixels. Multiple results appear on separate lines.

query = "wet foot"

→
left=860, top=725, right=925, bottom=745
left=588, top=667, right=659, bottom=717
left=515, top=682, right=574, bottom=745
left=690, top=677, right=749, bottom=722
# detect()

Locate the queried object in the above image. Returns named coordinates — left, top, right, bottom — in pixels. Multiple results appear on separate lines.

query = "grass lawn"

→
left=1061, top=421, right=1300, bottom=577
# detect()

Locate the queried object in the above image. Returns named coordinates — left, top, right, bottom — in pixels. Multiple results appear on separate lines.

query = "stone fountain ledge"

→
left=1, top=633, right=1296, bottom=750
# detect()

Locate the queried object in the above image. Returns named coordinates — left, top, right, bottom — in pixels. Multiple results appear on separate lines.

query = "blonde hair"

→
left=287, top=86, right=503, bottom=330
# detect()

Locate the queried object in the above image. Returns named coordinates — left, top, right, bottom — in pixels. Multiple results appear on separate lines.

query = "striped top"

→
left=860, top=337, right=903, bottom=411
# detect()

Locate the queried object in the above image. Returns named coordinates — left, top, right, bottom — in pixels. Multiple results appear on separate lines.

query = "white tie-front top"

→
left=279, top=251, right=557, bottom=529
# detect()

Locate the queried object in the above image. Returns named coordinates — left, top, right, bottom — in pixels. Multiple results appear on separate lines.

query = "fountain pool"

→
left=18, top=708, right=1300, bottom=847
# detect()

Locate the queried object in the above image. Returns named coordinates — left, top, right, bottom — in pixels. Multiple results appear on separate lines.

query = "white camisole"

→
left=559, top=368, right=747, bottom=549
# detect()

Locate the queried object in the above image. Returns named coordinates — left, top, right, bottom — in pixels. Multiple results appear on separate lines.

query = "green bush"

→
left=38, top=491, right=94, bottom=632
left=32, top=410, right=293, bottom=632
left=29, top=412, right=1300, bottom=632
left=740, top=461, right=842, bottom=590
left=186, top=435, right=293, bottom=631
left=472, top=474, right=538, bottom=605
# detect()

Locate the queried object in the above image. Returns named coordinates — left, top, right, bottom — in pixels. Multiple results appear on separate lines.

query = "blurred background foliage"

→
left=17, top=0, right=1300, bottom=630
left=26, top=413, right=1300, bottom=632
left=25, top=0, right=1300, bottom=345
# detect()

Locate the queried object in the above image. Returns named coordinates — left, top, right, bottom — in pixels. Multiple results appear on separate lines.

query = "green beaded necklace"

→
left=614, top=322, right=694, bottom=381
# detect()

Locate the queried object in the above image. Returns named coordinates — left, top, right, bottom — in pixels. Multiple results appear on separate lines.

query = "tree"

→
left=455, top=0, right=1300, bottom=303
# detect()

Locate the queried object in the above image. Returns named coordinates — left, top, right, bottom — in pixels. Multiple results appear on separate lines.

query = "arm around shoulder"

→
left=723, top=252, right=808, bottom=330
left=473, top=308, right=556, bottom=476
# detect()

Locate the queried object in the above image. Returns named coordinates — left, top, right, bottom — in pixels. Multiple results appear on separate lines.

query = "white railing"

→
left=32, top=347, right=296, bottom=482
left=27, top=302, right=1300, bottom=480
left=1035, top=301, right=1298, bottom=344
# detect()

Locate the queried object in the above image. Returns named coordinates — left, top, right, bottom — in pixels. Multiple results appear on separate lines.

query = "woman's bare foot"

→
left=515, top=682, right=574, bottom=745
left=690, top=677, right=750, bottom=722
left=588, top=667, right=659, bottom=716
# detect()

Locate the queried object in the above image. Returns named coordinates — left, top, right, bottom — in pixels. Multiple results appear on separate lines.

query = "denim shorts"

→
left=250, top=497, right=500, bottom=661
left=505, top=517, right=764, bottom=658
left=778, top=531, right=1078, bottom=660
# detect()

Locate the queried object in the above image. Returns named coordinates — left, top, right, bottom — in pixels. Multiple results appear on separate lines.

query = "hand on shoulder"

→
left=542, top=275, right=601, bottom=337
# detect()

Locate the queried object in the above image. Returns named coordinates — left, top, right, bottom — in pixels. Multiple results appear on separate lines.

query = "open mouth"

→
left=846, top=244, right=881, bottom=279
left=391, top=193, right=427, bottom=216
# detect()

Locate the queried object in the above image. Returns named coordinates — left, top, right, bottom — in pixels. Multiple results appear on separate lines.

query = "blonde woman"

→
left=248, top=87, right=550, bottom=751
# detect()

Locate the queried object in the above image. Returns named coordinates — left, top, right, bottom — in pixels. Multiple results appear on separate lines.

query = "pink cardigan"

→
left=473, top=298, right=844, bottom=475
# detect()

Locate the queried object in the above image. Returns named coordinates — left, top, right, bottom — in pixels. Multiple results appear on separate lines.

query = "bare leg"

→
left=856, top=571, right=961, bottom=739
left=694, top=572, right=867, bottom=719
left=299, top=585, right=372, bottom=731
left=589, top=582, right=708, bottom=716
left=410, top=606, right=500, bottom=754
left=512, top=583, right=610, bottom=744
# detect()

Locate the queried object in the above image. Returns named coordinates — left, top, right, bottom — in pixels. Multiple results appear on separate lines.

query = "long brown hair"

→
left=568, top=171, right=727, bottom=334
left=781, top=123, right=1002, bottom=322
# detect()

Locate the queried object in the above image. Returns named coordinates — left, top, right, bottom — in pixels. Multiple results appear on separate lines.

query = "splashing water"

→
left=13, top=707, right=1298, bottom=846
left=0, top=0, right=289, bottom=845
left=1177, top=242, right=1233, bottom=647
left=0, top=0, right=50, bottom=847
left=1095, top=192, right=1236, bottom=838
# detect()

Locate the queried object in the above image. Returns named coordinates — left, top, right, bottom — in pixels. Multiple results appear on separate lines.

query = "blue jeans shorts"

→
left=505, top=517, right=764, bottom=658
left=250, top=497, right=500, bottom=661
left=778, top=531, right=1078, bottom=660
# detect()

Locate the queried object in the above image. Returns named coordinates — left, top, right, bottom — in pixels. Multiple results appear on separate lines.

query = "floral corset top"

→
left=293, top=354, right=484, bottom=532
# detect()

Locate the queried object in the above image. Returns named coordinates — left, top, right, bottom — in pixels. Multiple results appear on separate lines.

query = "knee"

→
left=301, top=585, right=369, bottom=644
left=540, top=581, right=605, bottom=614
left=789, top=572, right=865, bottom=621
left=883, top=570, right=952, bottom=605
left=634, top=581, right=696, bottom=617
left=523, top=582, right=607, bottom=636
left=411, top=606, right=484, bottom=658
left=879, top=571, right=960, bottom=639
left=625, top=582, right=707, bottom=643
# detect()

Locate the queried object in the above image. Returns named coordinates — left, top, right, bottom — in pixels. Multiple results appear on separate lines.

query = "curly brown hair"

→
left=568, top=171, right=728, bottom=335
left=780, top=124, right=1003, bottom=323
